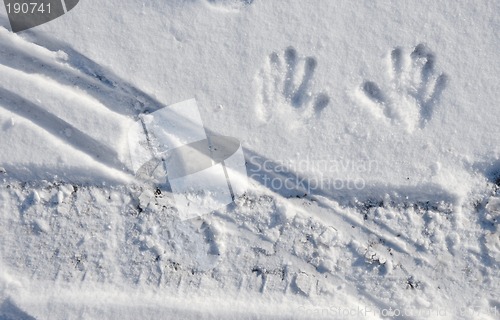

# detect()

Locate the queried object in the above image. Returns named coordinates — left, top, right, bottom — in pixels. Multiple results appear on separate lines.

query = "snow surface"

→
left=0, top=0, right=499, bottom=319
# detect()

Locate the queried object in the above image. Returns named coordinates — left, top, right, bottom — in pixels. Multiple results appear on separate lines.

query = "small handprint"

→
left=255, top=46, right=330, bottom=124
left=358, top=44, right=448, bottom=132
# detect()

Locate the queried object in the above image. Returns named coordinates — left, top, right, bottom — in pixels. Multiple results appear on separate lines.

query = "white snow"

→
left=0, top=0, right=499, bottom=319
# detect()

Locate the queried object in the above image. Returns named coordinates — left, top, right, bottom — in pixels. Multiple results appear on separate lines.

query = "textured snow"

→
left=0, top=0, right=499, bottom=319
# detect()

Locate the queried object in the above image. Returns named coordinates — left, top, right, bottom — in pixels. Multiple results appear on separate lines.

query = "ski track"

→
left=0, top=27, right=171, bottom=176
left=0, top=86, right=126, bottom=170
left=0, top=26, right=167, bottom=121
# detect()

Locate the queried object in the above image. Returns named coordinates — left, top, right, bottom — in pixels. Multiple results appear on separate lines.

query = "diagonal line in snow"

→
left=0, top=87, right=129, bottom=172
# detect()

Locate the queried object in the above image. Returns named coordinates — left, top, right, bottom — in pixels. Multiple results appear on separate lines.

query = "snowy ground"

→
left=0, top=0, right=499, bottom=319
